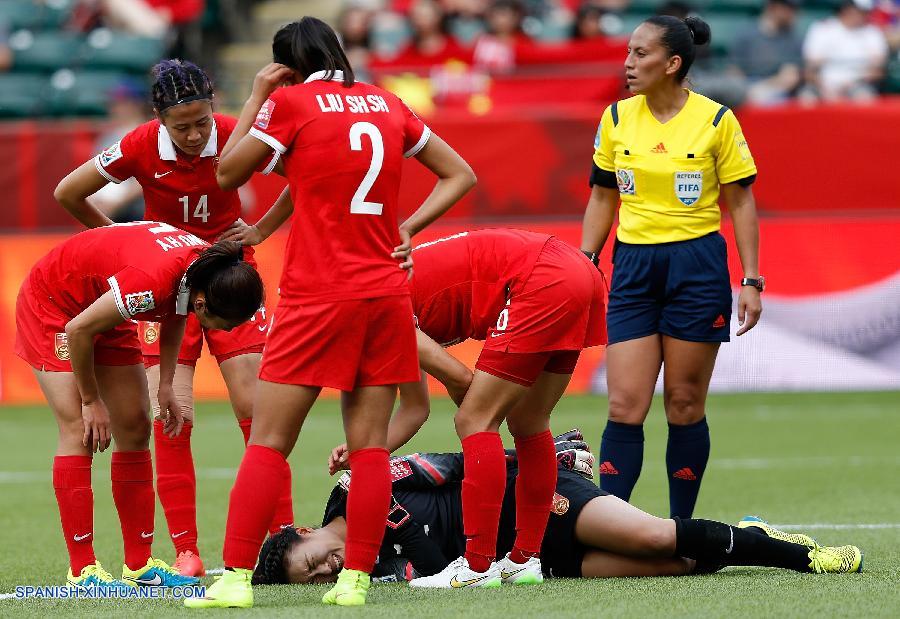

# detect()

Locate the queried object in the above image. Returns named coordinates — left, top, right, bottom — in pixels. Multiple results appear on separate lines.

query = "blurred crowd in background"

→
left=1, top=0, right=899, bottom=118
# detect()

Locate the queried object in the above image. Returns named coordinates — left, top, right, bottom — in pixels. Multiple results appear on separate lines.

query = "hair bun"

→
left=684, top=16, right=711, bottom=46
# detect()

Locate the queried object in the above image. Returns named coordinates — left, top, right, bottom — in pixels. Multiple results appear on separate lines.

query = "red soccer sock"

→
left=53, top=455, right=96, bottom=575
left=344, top=448, right=391, bottom=573
left=111, top=450, right=155, bottom=571
left=223, top=445, right=288, bottom=569
left=510, top=430, right=556, bottom=563
left=238, top=419, right=294, bottom=535
left=154, top=420, right=198, bottom=556
left=462, top=432, right=507, bottom=573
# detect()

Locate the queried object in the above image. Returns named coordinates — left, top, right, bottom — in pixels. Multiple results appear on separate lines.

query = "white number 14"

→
left=180, top=194, right=209, bottom=223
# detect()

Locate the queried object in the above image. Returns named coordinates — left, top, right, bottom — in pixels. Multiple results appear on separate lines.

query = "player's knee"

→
left=116, top=408, right=152, bottom=450
left=639, top=519, right=677, bottom=556
left=58, top=416, right=87, bottom=447
left=664, top=386, right=704, bottom=424
left=454, top=407, right=503, bottom=439
left=607, top=390, right=649, bottom=424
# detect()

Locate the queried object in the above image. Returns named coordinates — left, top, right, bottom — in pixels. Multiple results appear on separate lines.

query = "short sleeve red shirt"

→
left=249, top=70, right=431, bottom=304
left=94, top=114, right=275, bottom=252
left=30, top=221, right=208, bottom=322
left=410, top=229, right=551, bottom=344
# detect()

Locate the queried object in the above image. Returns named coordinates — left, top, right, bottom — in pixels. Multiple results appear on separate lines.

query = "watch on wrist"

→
left=741, top=276, right=765, bottom=292
left=582, top=250, right=600, bottom=266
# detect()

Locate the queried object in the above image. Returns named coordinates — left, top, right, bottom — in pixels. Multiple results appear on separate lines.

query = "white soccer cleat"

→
left=408, top=556, right=501, bottom=589
left=497, top=553, right=543, bottom=585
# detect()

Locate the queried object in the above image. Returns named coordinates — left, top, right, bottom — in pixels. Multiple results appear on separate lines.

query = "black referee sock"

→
left=674, top=518, right=812, bottom=573
left=598, top=420, right=644, bottom=501
left=666, top=417, right=710, bottom=519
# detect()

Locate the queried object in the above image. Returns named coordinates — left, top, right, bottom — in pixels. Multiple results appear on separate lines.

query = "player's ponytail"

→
left=185, top=241, right=263, bottom=323
left=151, top=59, right=214, bottom=113
left=272, top=17, right=355, bottom=87
left=643, top=14, right=711, bottom=81
left=253, top=527, right=301, bottom=585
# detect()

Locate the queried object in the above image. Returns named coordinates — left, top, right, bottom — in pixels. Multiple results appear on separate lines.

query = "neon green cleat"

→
left=322, top=568, right=371, bottom=606
left=808, top=545, right=863, bottom=574
left=737, top=516, right=818, bottom=549
left=184, top=568, right=253, bottom=609
left=67, top=562, right=134, bottom=590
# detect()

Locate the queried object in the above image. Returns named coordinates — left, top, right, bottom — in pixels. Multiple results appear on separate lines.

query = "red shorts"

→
left=483, top=237, right=608, bottom=354
left=475, top=349, right=581, bottom=387
left=14, top=277, right=142, bottom=372
left=259, top=295, right=420, bottom=391
left=139, top=306, right=268, bottom=367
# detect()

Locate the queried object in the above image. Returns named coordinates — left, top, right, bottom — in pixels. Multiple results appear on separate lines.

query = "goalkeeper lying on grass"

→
left=252, top=430, right=862, bottom=586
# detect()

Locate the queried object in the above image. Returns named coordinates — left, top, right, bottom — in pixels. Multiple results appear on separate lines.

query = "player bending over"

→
left=333, top=228, right=607, bottom=587
left=14, top=222, right=264, bottom=589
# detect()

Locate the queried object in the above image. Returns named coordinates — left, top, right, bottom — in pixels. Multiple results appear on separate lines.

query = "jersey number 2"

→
left=349, top=122, right=384, bottom=215
left=180, top=195, right=209, bottom=223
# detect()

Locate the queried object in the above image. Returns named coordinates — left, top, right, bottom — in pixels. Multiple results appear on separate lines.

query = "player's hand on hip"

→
left=217, top=219, right=263, bottom=245
left=736, top=287, right=762, bottom=336
left=81, top=400, right=112, bottom=453
left=251, top=63, right=295, bottom=102
left=328, top=443, right=350, bottom=476
left=392, top=227, right=414, bottom=279
left=156, top=384, right=185, bottom=438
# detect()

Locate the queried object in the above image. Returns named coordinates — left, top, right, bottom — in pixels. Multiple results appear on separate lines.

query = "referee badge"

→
left=616, top=169, right=635, bottom=195
left=551, top=492, right=570, bottom=515
left=675, top=171, right=702, bottom=205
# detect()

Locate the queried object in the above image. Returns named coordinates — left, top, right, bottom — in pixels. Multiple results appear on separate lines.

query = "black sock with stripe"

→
left=674, top=518, right=812, bottom=573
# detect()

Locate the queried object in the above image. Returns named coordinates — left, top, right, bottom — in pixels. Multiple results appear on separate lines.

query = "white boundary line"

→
left=2, top=523, right=898, bottom=601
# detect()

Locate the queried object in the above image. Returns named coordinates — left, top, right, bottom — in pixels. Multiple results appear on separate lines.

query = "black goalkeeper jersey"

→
left=322, top=451, right=605, bottom=579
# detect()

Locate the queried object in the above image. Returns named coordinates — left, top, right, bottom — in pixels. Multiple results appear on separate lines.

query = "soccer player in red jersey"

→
left=330, top=228, right=607, bottom=588
left=14, top=222, right=263, bottom=589
left=53, top=60, right=295, bottom=577
left=186, top=17, right=475, bottom=608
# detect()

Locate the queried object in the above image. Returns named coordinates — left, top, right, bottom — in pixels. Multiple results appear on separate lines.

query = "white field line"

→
left=1, top=455, right=898, bottom=484
left=773, top=523, right=900, bottom=530
left=0, top=468, right=238, bottom=484
left=3, top=524, right=899, bottom=602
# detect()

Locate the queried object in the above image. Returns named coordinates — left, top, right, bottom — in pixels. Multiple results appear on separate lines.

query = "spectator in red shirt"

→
left=473, top=0, right=533, bottom=72
left=380, top=0, right=471, bottom=68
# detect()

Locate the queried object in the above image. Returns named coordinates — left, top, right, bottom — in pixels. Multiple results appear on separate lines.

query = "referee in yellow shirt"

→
left=581, top=15, right=763, bottom=519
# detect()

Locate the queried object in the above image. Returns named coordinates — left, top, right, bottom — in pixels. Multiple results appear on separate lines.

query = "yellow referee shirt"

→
left=592, top=91, right=757, bottom=244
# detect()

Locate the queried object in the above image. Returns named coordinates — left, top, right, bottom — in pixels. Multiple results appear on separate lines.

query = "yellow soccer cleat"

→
left=808, top=545, right=863, bottom=574
left=184, top=568, right=253, bottom=609
left=322, top=568, right=371, bottom=606
left=67, top=562, right=134, bottom=591
left=737, top=516, right=818, bottom=549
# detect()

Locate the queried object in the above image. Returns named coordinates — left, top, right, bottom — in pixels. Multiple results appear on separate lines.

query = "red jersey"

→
left=94, top=113, right=276, bottom=249
left=250, top=70, right=431, bottom=304
left=28, top=221, right=207, bottom=322
left=410, top=229, right=551, bottom=345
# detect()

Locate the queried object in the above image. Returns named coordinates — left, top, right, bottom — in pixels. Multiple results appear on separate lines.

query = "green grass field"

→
left=1, top=391, right=898, bottom=617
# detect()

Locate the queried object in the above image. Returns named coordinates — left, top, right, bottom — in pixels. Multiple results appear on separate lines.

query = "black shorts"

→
left=607, top=232, right=732, bottom=344
left=539, top=469, right=608, bottom=578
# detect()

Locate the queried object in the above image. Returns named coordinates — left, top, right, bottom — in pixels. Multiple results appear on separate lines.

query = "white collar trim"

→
left=305, top=70, right=345, bottom=84
left=157, top=118, right=218, bottom=161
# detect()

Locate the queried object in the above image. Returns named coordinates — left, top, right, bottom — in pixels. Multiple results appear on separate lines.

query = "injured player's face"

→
left=284, top=526, right=346, bottom=584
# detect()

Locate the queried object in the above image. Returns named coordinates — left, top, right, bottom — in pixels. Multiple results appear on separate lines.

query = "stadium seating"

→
left=0, top=0, right=72, bottom=31
left=78, top=29, right=164, bottom=73
left=9, top=30, right=82, bottom=72
left=46, top=70, right=129, bottom=117
left=0, top=73, right=49, bottom=118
